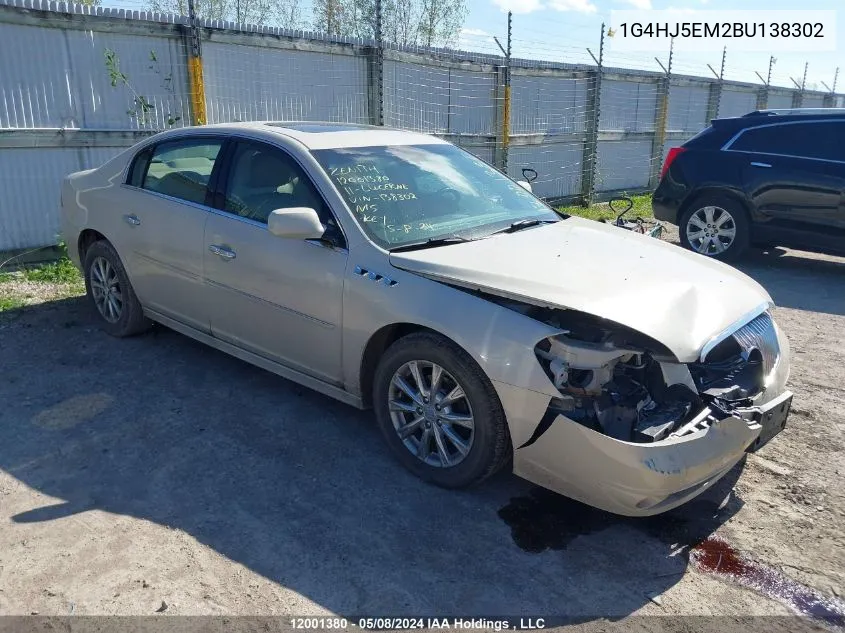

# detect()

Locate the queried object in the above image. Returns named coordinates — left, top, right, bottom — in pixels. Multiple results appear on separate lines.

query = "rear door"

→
left=730, top=120, right=845, bottom=235
left=203, top=139, right=349, bottom=384
left=120, top=137, right=224, bottom=332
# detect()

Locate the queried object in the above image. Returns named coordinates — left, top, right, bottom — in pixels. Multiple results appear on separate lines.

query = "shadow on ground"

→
left=0, top=295, right=746, bottom=620
left=736, top=248, right=845, bottom=317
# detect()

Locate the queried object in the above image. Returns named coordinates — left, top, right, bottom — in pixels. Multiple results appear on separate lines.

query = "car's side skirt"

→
left=144, top=309, right=365, bottom=410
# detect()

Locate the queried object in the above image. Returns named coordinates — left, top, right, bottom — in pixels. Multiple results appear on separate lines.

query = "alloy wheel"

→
left=90, top=256, right=123, bottom=323
left=388, top=360, right=475, bottom=468
left=686, top=206, right=737, bottom=256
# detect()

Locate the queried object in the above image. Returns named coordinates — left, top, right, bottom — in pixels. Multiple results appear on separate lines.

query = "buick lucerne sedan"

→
left=61, top=122, right=793, bottom=516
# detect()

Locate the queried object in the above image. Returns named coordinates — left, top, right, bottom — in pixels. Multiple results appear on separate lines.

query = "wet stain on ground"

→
left=498, top=486, right=845, bottom=625
left=496, top=488, right=616, bottom=553
left=692, top=536, right=845, bottom=625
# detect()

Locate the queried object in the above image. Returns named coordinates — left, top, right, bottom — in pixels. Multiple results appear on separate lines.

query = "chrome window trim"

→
left=699, top=300, right=774, bottom=363
left=721, top=119, right=845, bottom=165
left=722, top=149, right=845, bottom=166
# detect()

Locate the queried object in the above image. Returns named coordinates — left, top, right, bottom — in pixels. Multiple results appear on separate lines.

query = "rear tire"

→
left=373, top=332, right=511, bottom=489
left=679, top=195, right=750, bottom=262
left=83, top=240, right=151, bottom=337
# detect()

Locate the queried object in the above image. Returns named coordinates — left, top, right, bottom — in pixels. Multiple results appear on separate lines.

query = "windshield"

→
left=311, top=144, right=560, bottom=249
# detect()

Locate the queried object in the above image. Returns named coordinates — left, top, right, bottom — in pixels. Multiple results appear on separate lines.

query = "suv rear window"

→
left=730, top=121, right=842, bottom=162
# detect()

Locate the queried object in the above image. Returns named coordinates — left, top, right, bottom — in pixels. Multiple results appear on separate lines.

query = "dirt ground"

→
left=0, top=233, right=844, bottom=626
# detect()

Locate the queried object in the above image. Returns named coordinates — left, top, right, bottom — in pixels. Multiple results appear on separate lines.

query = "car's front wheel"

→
left=83, top=240, right=151, bottom=337
left=679, top=195, right=750, bottom=262
left=373, top=332, right=511, bottom=489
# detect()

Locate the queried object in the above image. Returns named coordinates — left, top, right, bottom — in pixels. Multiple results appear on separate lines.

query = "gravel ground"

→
left=0, top=234, right=843, bottom=626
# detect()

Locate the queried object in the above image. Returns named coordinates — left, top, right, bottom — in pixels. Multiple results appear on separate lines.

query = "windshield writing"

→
left=312, top=144, right=558, bottom=248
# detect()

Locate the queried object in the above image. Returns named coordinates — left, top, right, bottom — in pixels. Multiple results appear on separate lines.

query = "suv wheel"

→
left=679, top=195, right=749, bottom=262
left=373, top=332, right=511, bottom=489
left=83, top=240, right=151, bottom=337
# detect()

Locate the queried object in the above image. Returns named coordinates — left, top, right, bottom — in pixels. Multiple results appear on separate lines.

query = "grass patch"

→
left=559, top=194, right=654, bottom=223
left=0, top=246, right=85, bottom=313
left=0, top=295, right=27, bottom=311
left=22, top=257, right=84, bottom=286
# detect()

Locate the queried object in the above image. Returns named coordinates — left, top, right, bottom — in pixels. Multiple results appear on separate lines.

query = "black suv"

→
left=652, top=109, right=845, bottom=261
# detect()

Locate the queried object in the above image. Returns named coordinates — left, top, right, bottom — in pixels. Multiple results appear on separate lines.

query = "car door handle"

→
left=751, top=162, right=772, bottom=168
left=123, top=214, right=141, bottom=226
left=208, top=245, right=237, bottom=260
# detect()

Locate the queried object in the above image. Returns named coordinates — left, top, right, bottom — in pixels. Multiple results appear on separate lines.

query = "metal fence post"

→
left=185, top=0, right=207, bottom=125
left=581, top=23, right=604, bottom=206
left=821, top=67, right=839, bottom=107
left=368, top=0, right=385, bottom=126
left=493, top=12, right=512, bottom=173
left=706, top=47, right=725, bottom=121
left=755, top=56, right=775, bottom=110
left=649, top=38, right=673, bottom=189
left=366, top=0, right=385, bottom=126
left=791, top=62, right=808, bottom=108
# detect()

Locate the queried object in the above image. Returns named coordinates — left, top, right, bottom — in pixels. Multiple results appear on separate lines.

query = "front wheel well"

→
left=359, top=323, right=453, bottom=409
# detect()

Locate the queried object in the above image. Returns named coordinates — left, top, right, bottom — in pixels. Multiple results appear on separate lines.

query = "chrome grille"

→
left=731, top=312, right=780, bottom=377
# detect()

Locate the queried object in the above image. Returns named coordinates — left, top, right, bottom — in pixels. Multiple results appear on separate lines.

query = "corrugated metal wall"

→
left=507, top=72, right=589, bottom=199
left=0, top=23, right=189, bottom=130
left=667, top=84, right=710, bottom=133
left=203, top=43, right=369, bottom=124
left=0, top=147, right=122, bottom=250
left=719, top=88, right=759, bottom=118
left=768, top=92, right=794, bottom=110
left=383, top=60, right=497, bottom=135
left=0, top=0, right=840, bottom=251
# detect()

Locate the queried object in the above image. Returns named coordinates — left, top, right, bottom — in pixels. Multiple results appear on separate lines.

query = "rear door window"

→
left=731, top=121, right=842, bottom=162
left=141, top=139, right=223, bottom=205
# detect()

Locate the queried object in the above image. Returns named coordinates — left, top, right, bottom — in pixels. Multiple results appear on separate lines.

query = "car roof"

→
left=715, top=108, right=845, bottom=125
left=196, top=121, right=449, bottom=150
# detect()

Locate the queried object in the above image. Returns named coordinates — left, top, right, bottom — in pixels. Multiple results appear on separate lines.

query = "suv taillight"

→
left=660, top=147, right=686, bottom=180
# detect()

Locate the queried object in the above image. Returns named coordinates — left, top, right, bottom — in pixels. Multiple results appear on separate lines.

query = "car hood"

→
left=389, top=217, right=772, bottom=362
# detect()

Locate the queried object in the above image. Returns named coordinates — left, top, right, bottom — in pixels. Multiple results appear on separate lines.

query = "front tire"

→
left=83, top=240, right=151, bottom=337
left=373, top=332, right=511, bottom=489
left=679, top=195, right=750, bottom=262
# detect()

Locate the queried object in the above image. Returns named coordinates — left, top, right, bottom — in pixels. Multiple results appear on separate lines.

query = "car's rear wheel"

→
left=373, top=332, right=510, bottom=489
left=83, top=240, right=151, bottom=337
left=679, top=195, right=749, bottom=262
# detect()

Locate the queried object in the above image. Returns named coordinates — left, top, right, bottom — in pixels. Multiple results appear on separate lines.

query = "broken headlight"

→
left=535, top=335, right=702, bottom=443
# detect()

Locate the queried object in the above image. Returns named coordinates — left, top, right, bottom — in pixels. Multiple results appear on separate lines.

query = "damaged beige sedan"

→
left=61, top=123, right=792, bottom=516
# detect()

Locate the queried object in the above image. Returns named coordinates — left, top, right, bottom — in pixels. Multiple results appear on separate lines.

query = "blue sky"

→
left=458, top=0, right=844, bottom=91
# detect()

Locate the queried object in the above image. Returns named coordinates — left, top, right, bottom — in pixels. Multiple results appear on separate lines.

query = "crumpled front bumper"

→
left=513, top=407, right=765, bottom=517
left=493, top=314, right=792, bottom=517
left=498, top=351, right=790, bottom=516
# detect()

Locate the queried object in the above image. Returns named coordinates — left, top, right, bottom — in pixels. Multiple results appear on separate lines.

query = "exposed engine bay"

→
left=489, top=297, right=771, bottom=445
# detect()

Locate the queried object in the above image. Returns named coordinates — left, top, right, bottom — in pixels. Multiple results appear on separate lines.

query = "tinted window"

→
left=732, top=121, right=843, bottom=162
left=127, top=147, right=153, bottom=187
left=223, top=141, right=330, bottom=225
left=142, top=139, right=223, bottom=205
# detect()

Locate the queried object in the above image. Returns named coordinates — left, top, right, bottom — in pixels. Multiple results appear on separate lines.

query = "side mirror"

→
left=267, top=207, right=325, bottom=240
left=517, top=181, right=533, bottom=193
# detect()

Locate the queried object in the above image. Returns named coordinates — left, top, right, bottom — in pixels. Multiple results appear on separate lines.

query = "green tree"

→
left=311, top=0, right=467, bottom=47
left=147, top=0, right=302, bottom=27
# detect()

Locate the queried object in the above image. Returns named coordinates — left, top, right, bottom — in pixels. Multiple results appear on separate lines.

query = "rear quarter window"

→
left=127, top=147, right=153, bottom=187
left=730, top=121, right=842, bottom=162
left=140, top=139, right=223, bottom=205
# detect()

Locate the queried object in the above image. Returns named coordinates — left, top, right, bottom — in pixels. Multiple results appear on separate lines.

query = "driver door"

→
left=203, top=139, right=348, bottom=384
